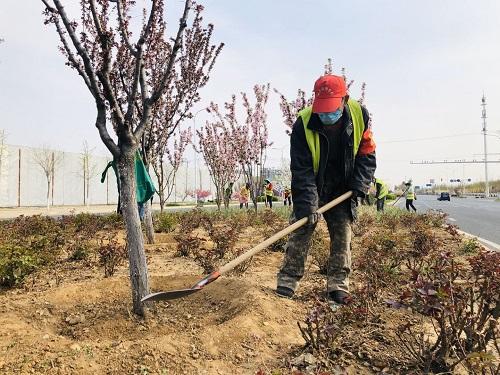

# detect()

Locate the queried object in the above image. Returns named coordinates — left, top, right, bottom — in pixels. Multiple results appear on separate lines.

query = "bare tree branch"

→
left=148, top=0, right=191, bottom=104
left=139, top=63, right=147, bottom=103
left=46, top=0, right=103, bottom=102
left=115, top=0, right=137, bottom=55
left=124, top=48, right=143, bottom=128
left=140, top=0, right=159, bottom=46
left=52, top=16, right=93, bottom=92
left=96, top=103, right=120, bottom=156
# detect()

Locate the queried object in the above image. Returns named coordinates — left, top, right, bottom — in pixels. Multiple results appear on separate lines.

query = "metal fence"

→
left=0, top=143, right=216, bottom=208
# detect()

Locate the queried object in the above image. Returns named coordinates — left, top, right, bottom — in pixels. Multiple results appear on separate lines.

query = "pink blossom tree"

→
left=359, top=82, right=367, bottom=105
left=274, top=88, right=313, bottom=135
left=139, top=9, right=223, bottom=240
left=233, top=84, right=272, bottom=211
left=199, top=85, right=271, bottom=211
left=152, top=128, right=192, bottom=211
left=41, top=0, right=215, bottom=316
left=197, top=102, right=240, bottom=210
left=181, top=189, right=210, bottom=202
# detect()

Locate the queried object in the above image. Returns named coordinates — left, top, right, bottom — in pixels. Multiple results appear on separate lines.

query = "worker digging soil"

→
left=276, top=74, right=376, bottom=309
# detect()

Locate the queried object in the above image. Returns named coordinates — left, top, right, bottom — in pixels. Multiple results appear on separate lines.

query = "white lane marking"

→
left=448, top=217, right=456, bottom=222
left=457, top=229, right=500, bottom=252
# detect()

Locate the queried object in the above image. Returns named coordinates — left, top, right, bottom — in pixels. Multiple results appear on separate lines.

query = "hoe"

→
left=142, top=191, right=353, bottom=302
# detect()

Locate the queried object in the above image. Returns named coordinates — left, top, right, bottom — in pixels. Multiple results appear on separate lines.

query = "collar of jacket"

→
left=306, top=104, right=353, bottom=138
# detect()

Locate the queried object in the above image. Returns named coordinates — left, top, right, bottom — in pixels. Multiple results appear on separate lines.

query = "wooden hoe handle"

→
left=218, top=191, right=353, bottom=275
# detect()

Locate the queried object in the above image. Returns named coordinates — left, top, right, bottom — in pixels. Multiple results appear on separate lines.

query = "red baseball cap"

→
left=312, top=74, right=347, bottom=113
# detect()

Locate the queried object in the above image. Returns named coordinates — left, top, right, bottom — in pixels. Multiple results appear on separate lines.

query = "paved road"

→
left=395, top=194, right=500, bottom=250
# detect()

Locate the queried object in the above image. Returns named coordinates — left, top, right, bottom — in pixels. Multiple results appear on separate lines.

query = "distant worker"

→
left=264, top=179, right=274, bottom=209
left=224, top=182, right=234, bottom=210
left=374, top=177, right=388, bottom=211
left=405, top=181, right=417, bottom=212
left=239, top=182, right=250, bottom=209
left=284, top=187, right=292, bottom=206
left=276, top=74, right=376, bottom=308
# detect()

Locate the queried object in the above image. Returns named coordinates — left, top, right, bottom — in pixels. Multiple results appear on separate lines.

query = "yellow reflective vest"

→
left=376, top=178, right=388, bottom=199
left=265, top=183, right=273, bottom=196
left=298, top=99, right=365, bottom=175
left=406, top=186, right=415, bottom=200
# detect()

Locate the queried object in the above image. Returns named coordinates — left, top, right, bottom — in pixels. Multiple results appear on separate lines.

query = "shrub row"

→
left=298, top=208, right=499, bottom=374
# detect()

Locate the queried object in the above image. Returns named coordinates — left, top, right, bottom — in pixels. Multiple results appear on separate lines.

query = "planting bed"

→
left=0, top=208, right=498, bottom=374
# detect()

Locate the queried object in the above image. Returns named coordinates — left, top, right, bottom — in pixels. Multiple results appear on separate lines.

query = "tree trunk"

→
left=252, top=191, right=258, bottom=212
left=215, top=186, right=222, bottom=211
left=117, top=152, right=150, bottom=316
left=159, top=190, right=165, bottom=212
left=46, top=178, right=50, bottom=210
left=86, top=177, right=90, bottom=207
left=144, top=200, right=155, bottom=244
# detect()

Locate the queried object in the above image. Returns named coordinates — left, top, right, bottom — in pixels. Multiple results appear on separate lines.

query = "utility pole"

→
left=185, top=158, right=189, bottom=201
left=481, top=94, right=489, bottom=198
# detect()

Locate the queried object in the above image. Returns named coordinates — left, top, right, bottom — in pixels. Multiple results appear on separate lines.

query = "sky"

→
left=1, top=0, right=500, bottom=188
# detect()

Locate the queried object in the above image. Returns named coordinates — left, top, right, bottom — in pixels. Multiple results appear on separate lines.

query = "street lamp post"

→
left=481, top=95, right=489, bottom=198
left=269, top=145, right=289, bottom=194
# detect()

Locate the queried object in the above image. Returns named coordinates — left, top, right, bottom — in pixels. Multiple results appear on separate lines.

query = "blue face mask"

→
left=318, top=109, right=342, bottom=125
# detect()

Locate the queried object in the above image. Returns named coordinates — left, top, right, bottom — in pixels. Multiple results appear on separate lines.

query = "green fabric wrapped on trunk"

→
left=101, top=151, right=156, bottom=204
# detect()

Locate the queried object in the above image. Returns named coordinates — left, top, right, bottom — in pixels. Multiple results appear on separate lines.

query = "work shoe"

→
left=327, top=290, right=351, bottom=310
left=275, top=286, right=295, bottom=299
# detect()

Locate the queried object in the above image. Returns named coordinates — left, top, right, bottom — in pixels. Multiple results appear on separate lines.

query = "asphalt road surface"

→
left=395, top=194, right=500, bottom=250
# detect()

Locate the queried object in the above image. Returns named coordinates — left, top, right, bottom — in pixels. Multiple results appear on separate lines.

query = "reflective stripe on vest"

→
left=299, top=99, right=364, bottom=175
left=376, top=178, right=389, bottom=198
left=406, top=187, right=415, bottom=200
left=265, top=184, right=273, bottom=196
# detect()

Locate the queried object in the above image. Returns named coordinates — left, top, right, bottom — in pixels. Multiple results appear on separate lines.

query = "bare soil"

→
left=0, top=225, right=451, bottom=374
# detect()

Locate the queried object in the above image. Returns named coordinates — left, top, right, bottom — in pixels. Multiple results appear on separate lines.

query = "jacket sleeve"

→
left=348, top=106, right=377, bottom=194
left=290, top=117, right=319, bottom=219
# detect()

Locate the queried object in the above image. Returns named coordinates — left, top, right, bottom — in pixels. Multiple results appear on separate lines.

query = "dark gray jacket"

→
left=290, top=103, right=376, bottom=220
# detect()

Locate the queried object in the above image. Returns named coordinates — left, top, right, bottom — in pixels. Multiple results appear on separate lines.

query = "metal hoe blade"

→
left=141, top=271, right=221, bottom=302
left=142, top=288, right=200, bottom=302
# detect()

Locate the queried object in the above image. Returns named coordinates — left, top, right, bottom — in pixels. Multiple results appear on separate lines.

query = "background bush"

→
left=154, top=212, right=178, bottom=233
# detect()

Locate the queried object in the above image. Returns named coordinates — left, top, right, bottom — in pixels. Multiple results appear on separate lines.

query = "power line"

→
left=378, top=133, right=478, bottom=144
left=410, top=160, right=500, bottom=165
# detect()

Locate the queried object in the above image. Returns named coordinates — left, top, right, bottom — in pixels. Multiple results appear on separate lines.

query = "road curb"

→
left=456, top=229, right=500, bottom=252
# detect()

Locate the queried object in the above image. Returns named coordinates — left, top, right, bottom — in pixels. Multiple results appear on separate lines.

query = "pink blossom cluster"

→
left=230, top=84, right=271, bottom=208
left=198, top=84, right=271, bottom=210
left=184, top=189, right=211, bottom=200
left=197, top=103, right=241, bottom=209
left=274, top=88, right=313, bottom=135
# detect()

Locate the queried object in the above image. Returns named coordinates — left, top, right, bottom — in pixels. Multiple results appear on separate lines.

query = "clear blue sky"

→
left=1, top=0, right=500, bottom=188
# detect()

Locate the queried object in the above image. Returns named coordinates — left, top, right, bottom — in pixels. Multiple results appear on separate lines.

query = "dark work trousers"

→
left=266, top=195, right=273, bottom=208
left=277, top=202, right=352, bottom=293
left=284, top=196, right=292, bottom=206
left=376, top=197, right=385, bottom=212
left=406, top=199, right=417, bottom=212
